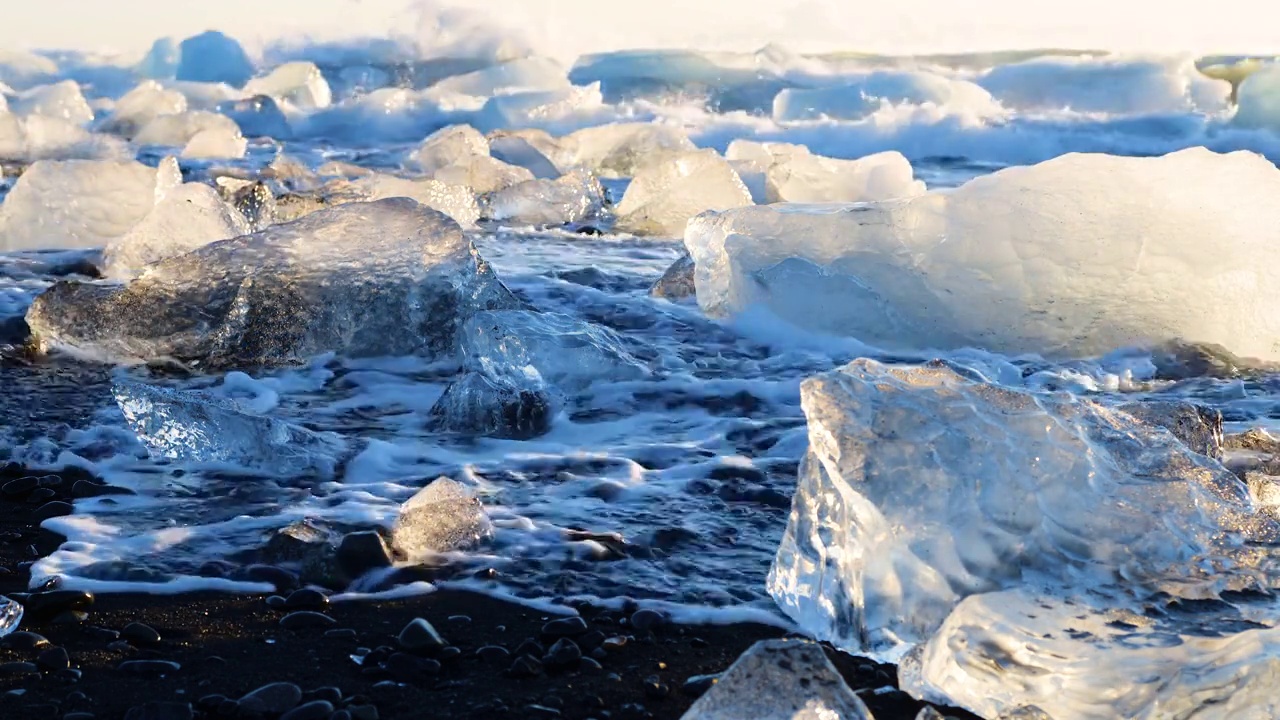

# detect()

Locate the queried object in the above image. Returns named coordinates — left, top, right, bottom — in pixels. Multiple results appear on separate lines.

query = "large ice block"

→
left=353, top=174, right=481, bottom=227
left=98, top=80, right=188, bottom=138
left=765, top=150, right=926, bottom=203
left=686, top=148, right=1280, bottom=361
left=433, top=155, right=534, bottom=195
left=243, top=61, right=332, bottom=110
left=557, top=122, right=696, bottom=178
left=482, top=169, right=606, bottom=226
left=26, top=198, right=519, bottom=367
left=616, top=149, right=752, bottom=237
left=176, top=31, right=254, bottom=87
left=409, top=124, right=489, bottom=173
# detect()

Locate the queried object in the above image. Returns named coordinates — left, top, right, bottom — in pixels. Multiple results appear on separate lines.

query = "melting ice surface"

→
left=4, top=22, right=1280, bottom=717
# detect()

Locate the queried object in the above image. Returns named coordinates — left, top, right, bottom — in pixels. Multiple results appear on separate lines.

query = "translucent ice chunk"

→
left=114, top=380, right=346, bottom=476
left=11, top=80, right=94, bottom=125
left=181, top=125, right=247, bottom=160
left=433, top=156, right=533, bottom=195
left=766, top=150, right=926, bottom=203
left=353, top=174, right=481, bottom=227
left=176, top=31, right=254, bottom=87
left=768, top=358, right=1279, bottom=662
left=482, top=170, right=605, bottom=226
left=685, top=148, right=1280, bottom=361
left=408, top=124, right=489, bottom=173
left=98, top=80, right=188, bottom=138
left=243, top=61, right=332, bottom=110
left=427, top=57, right=570, bottom=99
left=0, top=594, right=21, bottom=637
left=0, top=159, right=167, bottom=251
left=137, top=37, right=180, bottom=80
left=681, top=639, right=874, bottom=720
left=558, top=122, right=696, bottom=178
left=101, top=183, right=251, bottom=280
left=772, top=71, right=1003, bottom=122
left=0, top=113, right=128, bottom=162
left=134, top=110, right=241, bottom=149
left=428, top=371, right=554, bottom=439
left=27, top=198, right=519, bottom=367
left=615, top=149, right=752, bottom=237
left=650, top=253, right=695, bottom=300
left=216, top=95, right=292, bottom=139
left=488, top=131, right=559, bottom=178
left=389, top=477, right=493, bottom=562
left=460, top=309, right=646, bottom=391
left=475, top=83, right=604, bottom=131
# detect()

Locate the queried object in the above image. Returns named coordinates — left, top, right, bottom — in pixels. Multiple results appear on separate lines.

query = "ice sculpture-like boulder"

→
left=766, top=150, right=925, bottom=203
left=101, top=182, right=250, bottom=280
left=558, top=122, right=696, bottom=178
left=409, top=124, right=489, bottom=173
left=176, top=31, right=254, bottom=87
left=243, top=61, right=332, bottom=110
left=389, top=478, right=493, bottom=562
left=768, top=358, right=1279, bottom=662
left=26, top=198, right=519, bottom=367
left=114, top=380, right=347, bottom=476
left=98, top=81, right=188, bottom=138
left=433, top=155, right=534, bottom=195
left=460, top=310, right=646, bottom=391
left=616, top=149, right=752, bottom=237
left=354, top=174, right=481, bottom=227
left=0, top=158, right=174, bottom=251
left=686, top=148, right=1280, bottom=361
left=11, top=80, right=94, bottom=125
left=482, top=170, right=605, bottom=226
left=680, top=639, right=873, bottom=720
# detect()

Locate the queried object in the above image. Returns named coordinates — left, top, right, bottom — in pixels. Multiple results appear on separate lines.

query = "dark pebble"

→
left=54, top=668, right=82, bottom=683
left=601, top=636, right=627, bottom=652
left=196, top=694, right=227, bottom=711
left=51, top=610, right=89, bottom=625
left=591, top=647, right=607, bottom=661
left=63, top=713, right=95, bottom=720
left=577, top=630, right=606, bottom=651
left=121, top=622, right=161, bottom=645
left=26, top=487, right=57, bottom=503
left=630, top=609, right=665, bottom=632
left=619, top=703, right=649, bottom=719
left=265, top=595, right=287, bottom=610
left=71, top=481, right=133, bottom=498
left=396, top=618, right=446, bottom=654
left=82, top=627, right=119, bottom=642
left=541, top=616, right=588, bottom=637
left=279, top=611, right=336, bottom=630
left=117, top=660, right=180, bottom=677
left=323, top=628, right=357, bottom=639
left=331, top=712, right=352, bottom=720
left=239, top=682, right=302, bottom=714
left=507, top=655, right=543, bottom=678
left=0, top=631, right=51, bottom=652
left=447, top=615, right=471, bottom=623
left=384, top=652, right=440, bottom=681
left=642, top=674, right=669, bottom=698
left=0, top=661, right=39, bottom=676
left=690, top=637, right=709, bottom=648
left=122, top=702, right=192, bottom=720
left=514, top=638, right=545, bottom=658
left=348, top=705, right=378, bottom=720
left=476, top=645, right=510, bottom=663
left=246, top=565, right=299, bottom=592
left=438, top=646, right=461, bottom=661
left=284, top=588, right=329, bottom=611
left=106, top=641, right=135, bottom=655
left=543, top=638, right=581, bottom=670
left=681, top=674, right=719, bottom=697
left=302, top=687, right=342, bottom=705
left=36, top=646, right=70, bottom=671
left=279, top=700, right=334, bottom=720
left=33, top=501, right=74, bottom=521
left=336, top=531, right=392, bottom=578
left=215, top=699, right=238, bottom=717
left=580, top=657, right=603, bottom=671
left=23, top=590, right=94, bottom=618
left=523, top=705, right=562, bottom=719
left=2, top=476, right=39, bottom=496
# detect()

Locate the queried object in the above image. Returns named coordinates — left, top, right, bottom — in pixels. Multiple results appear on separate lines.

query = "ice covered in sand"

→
left=482, top=169, right=605, bottom=226
left=727, top=140, right=925, bottom=203
left=686, top=147, right=1280, bottom=361
left=770, top=358, right=1280, bottom=718
left=243, top=61, right=332, bottom=110
left=101, top=181, right=251, bottom=280
left=616, top=149, right=752, bottom=237
left=0, top=158, right=176, bottom=251
left=26, top=198, right=519, bottom=367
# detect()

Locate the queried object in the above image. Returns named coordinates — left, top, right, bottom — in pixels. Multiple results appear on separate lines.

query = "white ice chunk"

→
left=557, top=122, right=696, bottom=178
left=26, top=198, right=518, bottom=366
left=101, top=183, right=251, bottom=280
left=134, top=110, right=241, bottom=148
left=768, top=358, right=1278, bottom=661
left=0, top=159, right=167, bottom=251
left=408, top=124, right=489, bottom=173
left=0, top=113, right=127, bottom=162
left=980, top=55, right=1231, bottom=114
left=685, top=147, right=1280, bottom=360
left=482, top=169, right=605, bottom=226
left=427, top=56, right=570, bottom=99
left=433, top=155, right=534, bottom=194
left=772, top=71, right=1003, bottom=122
left=98, top=80, right=188, bottom=138
left=616, top=149, right=752, bottom=237
left=389, top=478, right=493, bottom=561
left=766, top=150, right=925, bottom=203
left=243, top=61, right=332, bottom=110
left=1234, top=64, right=1280, bottom=132
left=680, top=639, right=874, bottom=720
left=353, top=174, right=481, bottom=227
left=0, top=595, right=22, bottom=637
left=11, top=80, right=94, bottom=125
left=176, top=31, right=254, bottom=87
left=475, top=83, right=604, bottom=131
left=113, top=380, right=347, bottom=476
left=488, top=131, right=559, bottom=178
left=181, top=125, right=247, bottom=159
left=461, top=309, right=647, bottom=391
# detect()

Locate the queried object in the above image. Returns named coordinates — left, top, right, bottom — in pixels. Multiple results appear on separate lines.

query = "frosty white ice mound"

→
left=769, top=358, right=1279, bottom=661
left=686, top=147, right=1280, bottom=360
left=27, top=198, right=518, bottom=367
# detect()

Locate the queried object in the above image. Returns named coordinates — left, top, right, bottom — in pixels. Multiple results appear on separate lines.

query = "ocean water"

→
left=1, top=26, right=1280, bottom=626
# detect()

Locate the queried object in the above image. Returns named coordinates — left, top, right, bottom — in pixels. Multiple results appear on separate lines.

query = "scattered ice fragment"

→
left=433, top=156, right=534, bottom=194
left=216, top=95, right=292, bottom=139
left=389, top=478, right=493, bottom=562
left=461, top=309, right=647, bottom=391
left=0, top=594, right=22, bottom=637
left=487, top=131, right=559, bottom=178
left=685, top=148, right=1280, bottom=360
left=98, top=81, right=188, bottom=138
left=353, top=174, right=481, bottom=227
left=181, top=125, right=247, bottom=160
left=101, top=182, right=251, bottom=280
left=243, top=61, right=332, bottom=110
left=680, top=639, right=874, bottom=720
left=428, top=371, right=554, bottom=439
left=768, top=358, right=1280, bottom=662
left=11, top=80, right=94, bottom=125
left=765, top=150, right=925, bottom=203
left=176, top=31, right=255, bottom=87
left=409, top=124, right=489, bottom=173
left=615, top=149, right=752, bottom=237
left=482, top=169, right=605, bottom=226
left=134, top=110, right=241, bottom=149
left=0, top=159, right=168, bottom=251
left=26, top=198, right=519, bottom=367
left=558, top=122, right=696, bottom=178
left=113, top=380, right=347, bottom=476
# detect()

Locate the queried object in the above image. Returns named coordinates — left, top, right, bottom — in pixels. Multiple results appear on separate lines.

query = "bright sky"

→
left=5, top=0, right=1280, bottom=62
